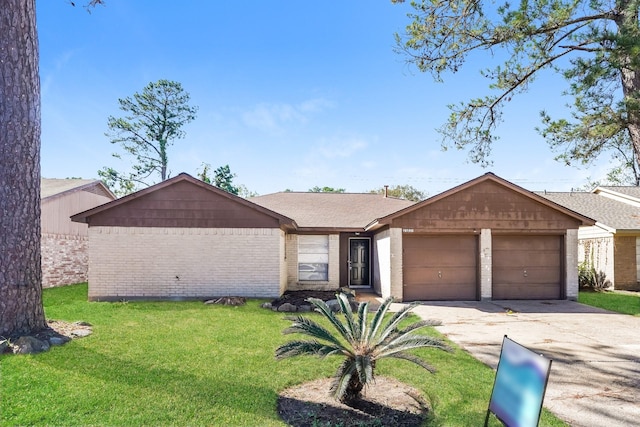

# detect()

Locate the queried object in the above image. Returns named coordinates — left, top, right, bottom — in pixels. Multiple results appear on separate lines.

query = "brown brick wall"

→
left=41, top=233, right=88, bottom=288
left=614, top=236, right=639, bottom=290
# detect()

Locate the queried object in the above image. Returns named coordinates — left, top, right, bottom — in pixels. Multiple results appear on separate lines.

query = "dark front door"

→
left=349, top=238, right=370, bottom=287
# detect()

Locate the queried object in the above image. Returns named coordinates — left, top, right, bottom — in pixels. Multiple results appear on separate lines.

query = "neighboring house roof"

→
left=249, top=192, right=415, bottom=230
left=71, top=173, right=296, bottom=229
left=369, top=172, right=595, bottom=230
left=41, top=178, right=114, bottom=200
left=537, top=191, right=640, bottom=232
left=593, top=186, right=640, bottom=207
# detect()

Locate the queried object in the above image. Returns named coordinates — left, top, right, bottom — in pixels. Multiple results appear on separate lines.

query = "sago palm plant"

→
left=275, top=293, right=451, bottom=404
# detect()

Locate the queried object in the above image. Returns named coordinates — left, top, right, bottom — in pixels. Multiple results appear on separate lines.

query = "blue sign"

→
left=486, top=336, right=552, bottom=427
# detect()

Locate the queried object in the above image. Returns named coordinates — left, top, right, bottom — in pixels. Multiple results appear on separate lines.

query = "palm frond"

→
left=336, top=293, right=358, bottom=342
left=375, top=302, right=420, bottom=344
left=386, top=351, right=438, bottom=373
left=354, top=354, right=374, bottom=385
left=281, top=315, right=346, bottom=349
left=357, top=301, right=369, bottom=340
left=397, top=318, right=442, bottom=333
left=330, top=358, right=357, bottom=400
left=306, top=297, right=352, bottom=343
left=377, top=335, right=451, bottom=357
left=378, top=319, right=446, bottom=347
left=366, top=296, right=394, bottom=342
left=275, top=340, right=344, bottom=359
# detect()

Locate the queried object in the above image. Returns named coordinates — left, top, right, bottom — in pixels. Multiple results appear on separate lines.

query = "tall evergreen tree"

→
left=394, top=0, right=640, bottom=184
left=0, top=0, right=48, bottom=339
left=99, top=79, right=198, bottom=195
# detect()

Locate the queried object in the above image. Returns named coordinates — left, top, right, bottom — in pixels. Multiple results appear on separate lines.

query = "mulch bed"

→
left=268, top=290, right=345, bottom=310
left=278, top=376, right=430, bottom=426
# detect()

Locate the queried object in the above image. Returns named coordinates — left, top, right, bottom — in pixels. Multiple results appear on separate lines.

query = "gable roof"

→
left=71, top=173, right=295, bottom=229
left=539, top=191, right=640, bottom=233
left=368, top=172, right=595, bottom=230
left=41, top=178, right=114, bottom=200
left=249, top=192, right=415, bottom=230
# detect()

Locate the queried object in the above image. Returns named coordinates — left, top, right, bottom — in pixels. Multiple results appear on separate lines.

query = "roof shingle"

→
left=249, top=192, right=415, bottom=229
left=537, top=191, right=640, bottom=231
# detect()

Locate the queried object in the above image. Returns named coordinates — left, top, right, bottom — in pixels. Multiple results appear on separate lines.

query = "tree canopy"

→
left=393, top=0, right=640, bottom=185
left=197, top=163, right=247, bottom=196
left=99, top=79, right=198, bottom=195
left=308, top=186, right=346, bottom=193
left=369, top=184, right=427, bottom=201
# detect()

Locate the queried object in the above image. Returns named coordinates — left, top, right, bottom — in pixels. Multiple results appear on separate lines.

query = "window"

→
left=298, top=235, right=329, bottom=281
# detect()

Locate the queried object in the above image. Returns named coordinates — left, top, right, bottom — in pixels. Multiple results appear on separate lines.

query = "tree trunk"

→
left=341, top=373, right=365, bottom=404
left=0, top=0, right=48, bottom=338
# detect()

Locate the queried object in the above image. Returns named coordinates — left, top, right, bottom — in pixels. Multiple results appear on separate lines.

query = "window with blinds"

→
left=298, top=235, right=329, bottom=281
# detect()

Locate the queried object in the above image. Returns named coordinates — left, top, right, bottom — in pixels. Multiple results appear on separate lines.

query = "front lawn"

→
left=579, top=290, right=640, bottom=316
left=1, top=284, right=565, bottom=426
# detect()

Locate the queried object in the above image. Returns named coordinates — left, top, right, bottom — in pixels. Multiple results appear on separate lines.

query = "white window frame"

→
left=298, top=235, right=329, bottom=281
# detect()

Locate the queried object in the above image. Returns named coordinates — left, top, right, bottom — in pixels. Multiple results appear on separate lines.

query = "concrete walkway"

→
left=396, top=300, right=640, bottom=427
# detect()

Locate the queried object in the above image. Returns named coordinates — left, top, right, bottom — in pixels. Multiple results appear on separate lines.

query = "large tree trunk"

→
left=0, top=0, right=48, bottom=338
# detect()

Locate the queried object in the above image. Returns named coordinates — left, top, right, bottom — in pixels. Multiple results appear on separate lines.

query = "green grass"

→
left=1, top=284, right=566, bottom=426
left=579, top=290, right=640, bottom=316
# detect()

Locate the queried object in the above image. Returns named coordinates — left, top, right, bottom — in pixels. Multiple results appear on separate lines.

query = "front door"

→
left=349, top=238, right=370, bottom=287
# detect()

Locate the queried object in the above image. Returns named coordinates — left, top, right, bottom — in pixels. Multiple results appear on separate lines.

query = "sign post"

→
left=485, top=336, right=552, bottom=427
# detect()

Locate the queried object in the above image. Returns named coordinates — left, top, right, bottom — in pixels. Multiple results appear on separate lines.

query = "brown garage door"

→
left=403, top=234, right=478, bottom=301
left=492, top=235, right=563, bottom=300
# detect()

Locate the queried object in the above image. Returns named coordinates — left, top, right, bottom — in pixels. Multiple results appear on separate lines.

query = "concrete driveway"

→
left=402, top=300, right=640, bottom=427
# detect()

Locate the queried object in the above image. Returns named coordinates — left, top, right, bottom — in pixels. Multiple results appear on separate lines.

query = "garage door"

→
left=403, top=234, right=478, bottom=301
left=492, top=235, right=562, bottom=300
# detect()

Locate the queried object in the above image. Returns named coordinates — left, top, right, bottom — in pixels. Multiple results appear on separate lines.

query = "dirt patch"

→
left=46, top=320, right=93, bottom=338
left=278, top=376, right=429, bottom=427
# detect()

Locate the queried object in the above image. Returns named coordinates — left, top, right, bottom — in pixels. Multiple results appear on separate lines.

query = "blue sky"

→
left=37, top=1, right=611, bottom=196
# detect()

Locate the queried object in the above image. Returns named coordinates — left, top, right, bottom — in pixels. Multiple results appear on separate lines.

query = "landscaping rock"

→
left=49, top=336, right=70, bottom=346
left=71, top=329, right=92, bottom=338
left=204, top=297, right=246, bottom=306
left=277, top=303, right=298, bottom=312
left=0, top=340, right=9, bottom=354
left=325, top=299, right=341, bottom=313
left=73, top=321, right=92, bottom=327
left=338, top=287, right=356, bottom=297
left=266, top=289, right=367, bottom=313
left=13, top=336, right=50, bottom=354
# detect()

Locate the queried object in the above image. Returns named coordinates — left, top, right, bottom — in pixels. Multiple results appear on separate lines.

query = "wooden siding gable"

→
left=71, top=173, right=296, bottom=229
left=368, top=173, right=595, bottom=232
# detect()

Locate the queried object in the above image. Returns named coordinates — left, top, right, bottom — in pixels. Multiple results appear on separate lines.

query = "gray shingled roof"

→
left=537, top=191, right=640, bottom=231
left=249, top=192, right=415, bottom=229
left=41, top=179, right=100, bottom=199
left=597, top=186, right=640, bottom=200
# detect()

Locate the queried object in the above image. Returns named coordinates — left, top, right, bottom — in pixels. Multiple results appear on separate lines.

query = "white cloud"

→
left=241, top=97, right=333, bottom=134
left=317, top=136, right=367, bottom=159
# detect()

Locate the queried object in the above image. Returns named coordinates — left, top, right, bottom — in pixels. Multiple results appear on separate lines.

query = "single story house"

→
left=539, top=186, right=640, bottom=290
left=71, top=172, right=594, bottom=302
left=41, top=178, right=115, bottom=287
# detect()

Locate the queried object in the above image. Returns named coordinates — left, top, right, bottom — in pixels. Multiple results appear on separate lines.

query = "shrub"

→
left=578, top=261, right=612, bottom=291
left=275, top=293, right=451, bottom=404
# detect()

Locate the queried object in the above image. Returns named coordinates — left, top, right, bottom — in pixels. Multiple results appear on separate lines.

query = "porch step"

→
left=354, top=290, right=382, bottom=311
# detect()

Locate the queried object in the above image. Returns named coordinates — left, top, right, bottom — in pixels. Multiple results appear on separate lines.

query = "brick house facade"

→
left=73, top=173, right=594, bottom=302
left=41, top=179, right=115, bottom=288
